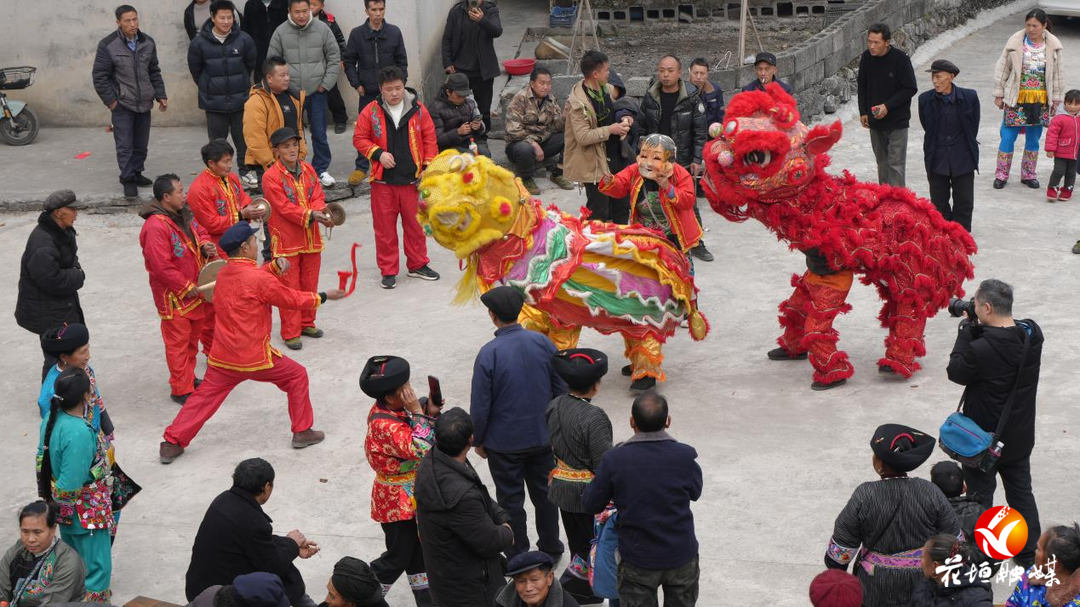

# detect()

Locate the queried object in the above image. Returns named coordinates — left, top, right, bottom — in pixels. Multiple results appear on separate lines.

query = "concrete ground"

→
left=1, top=7, right=1079, bottom=606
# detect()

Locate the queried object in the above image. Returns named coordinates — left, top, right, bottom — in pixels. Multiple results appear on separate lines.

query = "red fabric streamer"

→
left=337, top=242, right=361, bottom=296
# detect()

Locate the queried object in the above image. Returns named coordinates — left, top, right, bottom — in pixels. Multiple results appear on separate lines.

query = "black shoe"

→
left=878, top=364, right=898, bottom=375
left=621, top=364, right=632, bottom=377
left=630, top=376, right=656, bottom=391
left=993, top=179, right=1007, bottom=189
left=134, top=173, right=153, bottom=187
left=193, top=378, right=202, bottom=388
left=690, top=243, right=714, bottom=262
left=170, top=392, right=191, bottom=405
left=1021, top=178, right=1040, bottom=189
left=810, top=378, right=847, bottom=391
left=407, top=265, right=440, bottom=281
left=767, top=347, right=807, bottom=361
left=123, top=182, right=139, bottom=199
left=334, top=123, right=347, bottom=134
left=381, top=275, right=396, bottom=289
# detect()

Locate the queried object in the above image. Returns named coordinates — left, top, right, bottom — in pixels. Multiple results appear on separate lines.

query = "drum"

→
left=196, top=259, right=228, bottom=303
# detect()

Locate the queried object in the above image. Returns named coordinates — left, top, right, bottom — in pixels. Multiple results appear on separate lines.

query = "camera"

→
left=948, top=297, right=975, bottom=319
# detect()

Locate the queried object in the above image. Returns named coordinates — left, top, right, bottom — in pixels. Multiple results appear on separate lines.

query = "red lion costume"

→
left=701, top=84, right=977, bottom=389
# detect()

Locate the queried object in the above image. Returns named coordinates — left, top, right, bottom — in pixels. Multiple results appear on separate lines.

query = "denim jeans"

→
left=306, top=91, right=331, bottom=174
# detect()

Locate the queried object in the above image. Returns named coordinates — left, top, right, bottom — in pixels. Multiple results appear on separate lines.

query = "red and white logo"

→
left=974, top=506, right=1028, bottom=560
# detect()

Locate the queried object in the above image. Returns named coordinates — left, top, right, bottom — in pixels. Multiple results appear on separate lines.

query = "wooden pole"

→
left=737, top=0, right=748, bottom=66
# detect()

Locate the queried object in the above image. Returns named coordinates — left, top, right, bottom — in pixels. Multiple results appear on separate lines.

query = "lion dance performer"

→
left=700, top=83, right=976, bottom=390
left=417, top=150, right=708, bottom=391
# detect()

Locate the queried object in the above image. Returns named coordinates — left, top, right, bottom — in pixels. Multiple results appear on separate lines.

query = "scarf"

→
left=1046, top=569, right=1080, bottom=607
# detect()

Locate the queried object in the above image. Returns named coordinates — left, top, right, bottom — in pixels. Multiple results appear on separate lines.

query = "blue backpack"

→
left=590, top=511, right=619, bottom=599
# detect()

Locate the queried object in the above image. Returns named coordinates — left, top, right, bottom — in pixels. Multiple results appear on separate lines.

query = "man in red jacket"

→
left=263, top=127, right=333, bottom=350
left=354, top=66, right=440, bottom=290
left=160, top=221, right=345, bottom=463
left=140, top=174, right=219, bottom=404
left=187, top=139, right=265, bottom=250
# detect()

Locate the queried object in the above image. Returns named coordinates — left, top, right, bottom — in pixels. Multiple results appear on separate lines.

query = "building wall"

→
left=1, top=0, right=458, bottom=126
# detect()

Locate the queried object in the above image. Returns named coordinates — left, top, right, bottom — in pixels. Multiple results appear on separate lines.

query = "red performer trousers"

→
left=201, top=302, right=215, bottom=354
left=160, top=305, right=208, bottom=397
left=162, top=354, right=314, bottom=447
left=371, top=182, right=429, bottom=277
left=277, top=252, right=320, bottom=340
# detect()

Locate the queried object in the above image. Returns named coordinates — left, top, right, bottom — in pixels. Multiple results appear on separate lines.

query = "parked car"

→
left=1038, top=0, right=1080, bottom=19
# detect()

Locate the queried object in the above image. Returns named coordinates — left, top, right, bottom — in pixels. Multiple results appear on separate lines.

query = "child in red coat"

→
left=1045, top=89, right=1080, bottom=202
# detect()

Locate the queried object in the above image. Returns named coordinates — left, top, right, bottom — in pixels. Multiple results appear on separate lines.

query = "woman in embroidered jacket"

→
left=360, top=355, right=437, bottom=607
left=1006, top=523, right=1080, bottom=607
left=0, top=501, right=86, bottom=607
left=825, top=424, right=960, bottom=607
left=37, top=367, right=114, bottom=603
left=546, top=348, right=613, bottom=605
left=38, top=325, right=113, bottom=444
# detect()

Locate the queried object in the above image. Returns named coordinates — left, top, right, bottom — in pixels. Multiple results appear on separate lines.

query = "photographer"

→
left=946, top=279, right=1043, bottom=568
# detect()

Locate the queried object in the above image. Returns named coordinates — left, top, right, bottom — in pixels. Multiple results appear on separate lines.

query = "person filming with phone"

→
left=945, top=278, right=1043, bottom=568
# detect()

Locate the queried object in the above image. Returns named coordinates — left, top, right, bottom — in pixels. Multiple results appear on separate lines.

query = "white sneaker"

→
left=241, top=172, right=259, bottom=188
left=319, top=172, right=336, bottom=187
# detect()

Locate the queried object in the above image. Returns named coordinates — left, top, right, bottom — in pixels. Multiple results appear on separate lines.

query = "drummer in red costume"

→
left=139, top=174, right=218, bottom=405
left=187, top=139, right=265, bottom=250
left=263, top=127, right=333, bottom=351
left=159, top=221, right=345, bottom=464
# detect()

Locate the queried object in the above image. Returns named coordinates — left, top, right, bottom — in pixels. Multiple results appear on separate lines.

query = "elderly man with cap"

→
left=187, top=572, right=291, bottom=607
left=545, top=348, right=612, bottom=604
left=359, top=355, right=437, bottom=606
left=16, top=190, right=89, bottom=381
left=496, top=552, right=579, bottom=607
left=430, top=73, right=489, bottom=156
left=918, top=60, right=980, bottom=232
left=140, top=173, right=219, bottom=404
left=159, top=221, right=345, bottom=463
left=741, top=52, right=792, bottom=94
left=824, top=423, right=960, bottom=607
left=470, top=285, right=566, bottom=559
left=322, top=557, right=388, bottom=607
left=263, top=126, right=333, bottom=351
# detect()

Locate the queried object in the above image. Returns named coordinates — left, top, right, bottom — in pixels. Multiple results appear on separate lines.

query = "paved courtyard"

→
left=1, top=8, right=1078, bottom=606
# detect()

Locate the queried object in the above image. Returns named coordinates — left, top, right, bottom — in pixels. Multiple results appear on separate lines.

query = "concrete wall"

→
left=1, top=0, right=458, bottom=126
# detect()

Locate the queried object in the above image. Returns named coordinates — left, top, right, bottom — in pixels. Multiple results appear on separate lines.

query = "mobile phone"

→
left=468, top=0, right=480, bottom=9
left=427, top=375, right=444, bottom=412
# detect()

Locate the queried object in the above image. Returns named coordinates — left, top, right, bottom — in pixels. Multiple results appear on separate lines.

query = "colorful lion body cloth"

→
left=701, top=83, right=977, bottom=388
left=417, top=150, right=709, bottom=384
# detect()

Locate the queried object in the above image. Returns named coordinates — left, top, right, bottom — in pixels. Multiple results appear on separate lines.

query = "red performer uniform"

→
left=354, top=93, right=438, bottom=277
left=599, top=162, right=703, bottom=251
left=162, top=257, right=322, bottom=448
left=139, top=207, right=214, bottom=398
left=187, top=169, right=253, bottom=249
left=262, top=159, right=326, bottom=340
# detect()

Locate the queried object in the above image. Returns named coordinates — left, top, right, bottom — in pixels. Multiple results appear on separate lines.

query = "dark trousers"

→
left=354, top=93, right=378, bottom=172
left=486, top=445, right=563, bottom=558
left=928, top=171, right=974, bottom=232
left=560, top=510, right=602, bottom=603
left=111, top=106, right=151, bottom=183
left=506, top=133, right=565, bottom=179
left=278, top=561, right=309, bottom=606
left=964, top=456, right=1040, bottom=568
left=41, top=351, right=58, bottom=383
left=617, top=554, right=699, bottom=607
left=326, top=84, right=347, bottom=126
left=585, top=183, right=630, bottom=224
left=1050, top=157, right=1077, bottom=190
left=371, top=519, right=428, bottom=599
left=206, top=110, right=248, bottom=174
left=467, top=74, right=495, bottom=134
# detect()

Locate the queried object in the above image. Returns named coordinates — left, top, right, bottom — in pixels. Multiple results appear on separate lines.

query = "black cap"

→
left=444, top=72, right=473, bottom=96
left=926, top=59, right=960, bottom=75
left=870, top=424, right=936, bottom=473
left=41, top=323, right=90, bottom=356
left=219, top=221, right=260, bottom=254
left=754, top=52, right=777, bottom=66
left=506, top=551, right=554, bottom=577
left=553, top=348, right=608, bottom=392
left=480, top=286, right=525, bottom=323
left=270, top=127, right=301, bottom=147
left=44, top=190, right=87, bottom=212
left=232, top=573, right=290, bottom=607
left=359, top=356, right=410, bottom=399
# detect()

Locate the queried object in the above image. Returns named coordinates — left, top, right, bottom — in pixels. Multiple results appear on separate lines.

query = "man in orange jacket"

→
left=187, top=139, right=265, bottom=251
left=354, top=66, right=440, bottom=290
left=263, top=127, right=332, bottom=350
left=160, top=221, right=346, bottom=463
left=140, top=174, right=219, bottom=404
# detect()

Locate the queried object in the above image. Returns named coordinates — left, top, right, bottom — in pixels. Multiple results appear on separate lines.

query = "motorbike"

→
left=0, top=66, right=39, bottom=146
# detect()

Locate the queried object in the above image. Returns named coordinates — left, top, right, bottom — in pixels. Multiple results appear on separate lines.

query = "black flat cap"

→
left=553, top=348, right=608, bottom=392
left=871, top=423, right=936, bottom=473
left=444, top=72, right=473, bottom=96
left=270, top=127, right=301, bottom=147
left=506, top=551, right=554, bottom=577
left=359, top=355, right=410, bottom=399
left=219, top=221, right=259, bottom=254
left=926, top=59, right=960, bottom=75
left=754, top=52, right=777, bottom=66
left=480, top=286, right=525, bottom=323
left=44, top=190, right=87, bottom=212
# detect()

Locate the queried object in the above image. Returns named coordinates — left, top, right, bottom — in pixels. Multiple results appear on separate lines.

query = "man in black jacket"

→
left=310, top=0, right=348, bottom=134
left=416, top=408, right=514, bottom=607
left=15, top=190, right=87, bottom=381
left=917, top=60, right=979, bottom=232
left=189, top=0, right=259, bottom=187
left=242, top=0, right=288, bottom=83
left=946, top=279, right=1043, bottom=568
left=441, top=0, right=502, bottom=133
left=92, top=5, right=168, bottom=199
left=343, top=0, right=408, bottom=185
left=857, top=23, right=918, bottom=187
left=185, top=0, right=242, bottom=41
left=186, top=458, right=320, bottom=606
left=635, top=55, right=712, bottom=262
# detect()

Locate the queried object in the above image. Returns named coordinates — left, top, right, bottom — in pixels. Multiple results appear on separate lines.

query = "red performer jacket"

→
left=139, top=209, right=213, bottom=320
left=363, top=403, right=436, bottom=523
left=263, top=160, right=326, bottom=257
left=599, top=163, right=702, bottom=251
left=207, top=258, right=322, bottom=372
left=353, top=92, right=438, bottom=183
left=187, top=169, right=253, bottom=246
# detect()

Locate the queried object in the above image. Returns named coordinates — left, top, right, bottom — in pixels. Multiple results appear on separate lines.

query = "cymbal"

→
left=326, top=202, right=346, bottom=226
left=249, top=198, right=272, bottom=221
left=196, top=259, right=227, bottom=303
